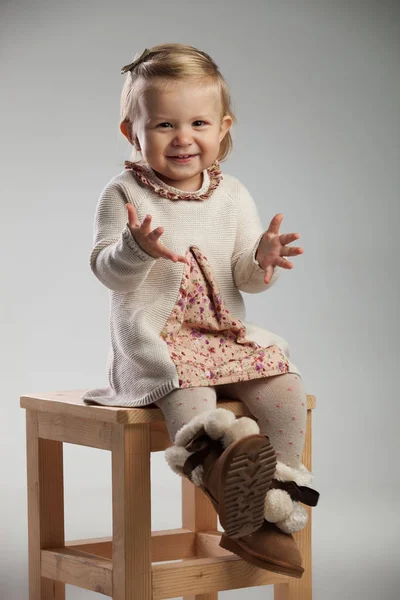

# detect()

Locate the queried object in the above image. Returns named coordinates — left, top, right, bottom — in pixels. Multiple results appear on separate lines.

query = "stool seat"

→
left=20, top=389, right=316, bottom=422
left=21, top=389, right=316, bottom=599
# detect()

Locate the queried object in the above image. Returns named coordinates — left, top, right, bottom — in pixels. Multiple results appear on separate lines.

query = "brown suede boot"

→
left=220, top=521, right=304, bottom=578
left=218, top=468, right=320, bottom=578
left=198, top=446, right=313, bottom=578
left=165, top=408, right=277, bottom=538
left=220, top=463, right=319, bottom=578
left=165, top=409, right=310, bottom=578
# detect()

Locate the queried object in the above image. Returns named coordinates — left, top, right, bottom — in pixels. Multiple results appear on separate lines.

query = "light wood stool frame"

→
left=21, top=389, right=316, bottom=599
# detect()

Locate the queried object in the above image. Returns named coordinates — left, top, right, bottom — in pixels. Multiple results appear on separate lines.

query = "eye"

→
left=193, top=120, right=206, bottom=127
left=157, top=122, right=172, bottom=128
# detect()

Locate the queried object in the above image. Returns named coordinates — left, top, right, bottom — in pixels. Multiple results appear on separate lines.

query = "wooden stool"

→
left=21, top=390, right=316, bottom=599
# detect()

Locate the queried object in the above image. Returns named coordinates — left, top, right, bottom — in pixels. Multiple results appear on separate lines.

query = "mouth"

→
left=167, top=154, right=198, bottom=163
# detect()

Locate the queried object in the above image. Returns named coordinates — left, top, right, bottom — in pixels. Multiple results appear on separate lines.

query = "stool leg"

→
left=274, top=409, right=313, bottom=600
left=26, top=410, right=65, bottom=600
left=182, top=477, right=218, bottom=600
left=112, top=424, right=152, bottom=600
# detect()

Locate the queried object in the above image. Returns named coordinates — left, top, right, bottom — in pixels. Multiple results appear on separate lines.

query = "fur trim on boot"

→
left=221, top=416, right=260, bottom=448
left=165, top=444, right=192, bottom=477
left=274, top=461, right=314, bottom=486
left=166, top=407, right=279, bottom=540
left=173, top=408, right=234, bottom=447
left=165, top=408, right=261, bottom=486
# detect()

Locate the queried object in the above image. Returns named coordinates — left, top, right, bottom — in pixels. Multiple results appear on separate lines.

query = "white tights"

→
left=155, top=373, right=307, bottom=469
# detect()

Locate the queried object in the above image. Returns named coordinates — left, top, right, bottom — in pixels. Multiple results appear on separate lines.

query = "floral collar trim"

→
left=124, top=158, right=223, bottom=201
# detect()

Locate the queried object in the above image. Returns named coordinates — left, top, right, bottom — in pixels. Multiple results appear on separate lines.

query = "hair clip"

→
left=121, top=48, right=152, bottom=74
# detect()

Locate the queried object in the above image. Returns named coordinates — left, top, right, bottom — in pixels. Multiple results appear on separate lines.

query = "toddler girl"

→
left=83, top=43, right=319, bottom=578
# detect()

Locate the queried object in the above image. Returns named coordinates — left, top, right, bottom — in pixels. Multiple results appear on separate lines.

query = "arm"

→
left=89, top=183, right=157, bottom=292
left=231, top=179, right=281, bottom=294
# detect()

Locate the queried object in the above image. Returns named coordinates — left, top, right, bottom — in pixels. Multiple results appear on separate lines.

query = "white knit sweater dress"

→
left=82, top=159, right=301, bottom=407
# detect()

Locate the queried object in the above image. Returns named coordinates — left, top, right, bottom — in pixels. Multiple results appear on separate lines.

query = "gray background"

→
left=1, top=1, right=399, bottom=598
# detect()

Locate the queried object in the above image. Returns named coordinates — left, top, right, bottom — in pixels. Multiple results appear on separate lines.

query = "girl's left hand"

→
left=255, top=214, right=304, bottom=284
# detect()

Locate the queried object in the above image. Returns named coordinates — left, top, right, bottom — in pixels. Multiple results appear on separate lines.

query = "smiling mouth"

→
left=168, top=154, right=197, bottom=158
left=167, top=155, right=198, bottom=164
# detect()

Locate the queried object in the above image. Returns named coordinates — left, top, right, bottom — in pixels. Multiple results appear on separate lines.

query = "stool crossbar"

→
left=21, top=390, right=316, bottom=599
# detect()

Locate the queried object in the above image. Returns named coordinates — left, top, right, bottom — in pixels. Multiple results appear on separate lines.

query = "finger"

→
left=279, top=232, right=300, bottom=245
left=263, top=264, right=274, bottom=285
left=267, top=213, right=284, bottom=235
left=159, top=248, right=188, bottom=264
left=177, top=255, right=191, bottom=265
left=281, top=245, right=304, bottom=257
left=164, top=247, right=190, bottom=265
left=169, top=253, right=191, bottom=265
left=277, top=256, right=294, bottom=269
left=141, top=214, right=153, bottom=231
left=126, top=203, right=140, bottom=228
left=147, top=226, right=164, bottom=242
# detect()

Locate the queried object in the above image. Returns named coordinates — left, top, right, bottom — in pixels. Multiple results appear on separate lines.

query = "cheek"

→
left=152, top=134, right=169, bottom=149
left=198, top=133, right=215, bottom=148
left=209, top=131, right=222, bottom=145
left=145, top=133, right=165, bottom=152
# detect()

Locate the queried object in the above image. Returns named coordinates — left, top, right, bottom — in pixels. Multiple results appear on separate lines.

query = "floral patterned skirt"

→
left=160, top=247, right=289, bottom=387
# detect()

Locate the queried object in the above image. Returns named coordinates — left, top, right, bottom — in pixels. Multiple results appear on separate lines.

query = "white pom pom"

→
left=264, top=489, right=293, bottom=523
left=275, top=502, right=309, bottom=534
left=204, top=408, right=236, bottom=440
left=222, top=416, right=260, bottom=448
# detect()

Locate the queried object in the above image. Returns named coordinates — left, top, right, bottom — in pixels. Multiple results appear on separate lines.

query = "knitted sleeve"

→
left=89, top=183, right=157, bottom=292
left=231, top=179, right=281, bottom=294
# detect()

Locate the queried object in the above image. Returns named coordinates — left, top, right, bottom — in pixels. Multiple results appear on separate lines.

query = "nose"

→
left=171, top=126, right=193, bottom=147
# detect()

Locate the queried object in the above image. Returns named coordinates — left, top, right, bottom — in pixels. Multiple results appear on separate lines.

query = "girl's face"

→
left=130, top=79, right=232, bottom=191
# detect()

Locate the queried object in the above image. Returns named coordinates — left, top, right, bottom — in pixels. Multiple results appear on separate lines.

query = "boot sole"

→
left=218, top=435, right=277, bottom=539
left=220, top=534, right=304, bottom=578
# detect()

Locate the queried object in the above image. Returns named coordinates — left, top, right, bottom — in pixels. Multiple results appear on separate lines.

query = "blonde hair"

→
left=119, top=43, right=237, bottom=163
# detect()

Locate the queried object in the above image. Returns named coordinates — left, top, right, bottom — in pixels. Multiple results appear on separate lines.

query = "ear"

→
left=219, top=115, right=233, bottom=142
left=120, top=120, right=132, bottom=143
left=120, top=120, right=140, bottom=148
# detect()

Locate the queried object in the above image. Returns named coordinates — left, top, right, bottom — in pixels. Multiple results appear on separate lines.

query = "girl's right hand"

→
left=126, top=204, right=190, bottom=265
